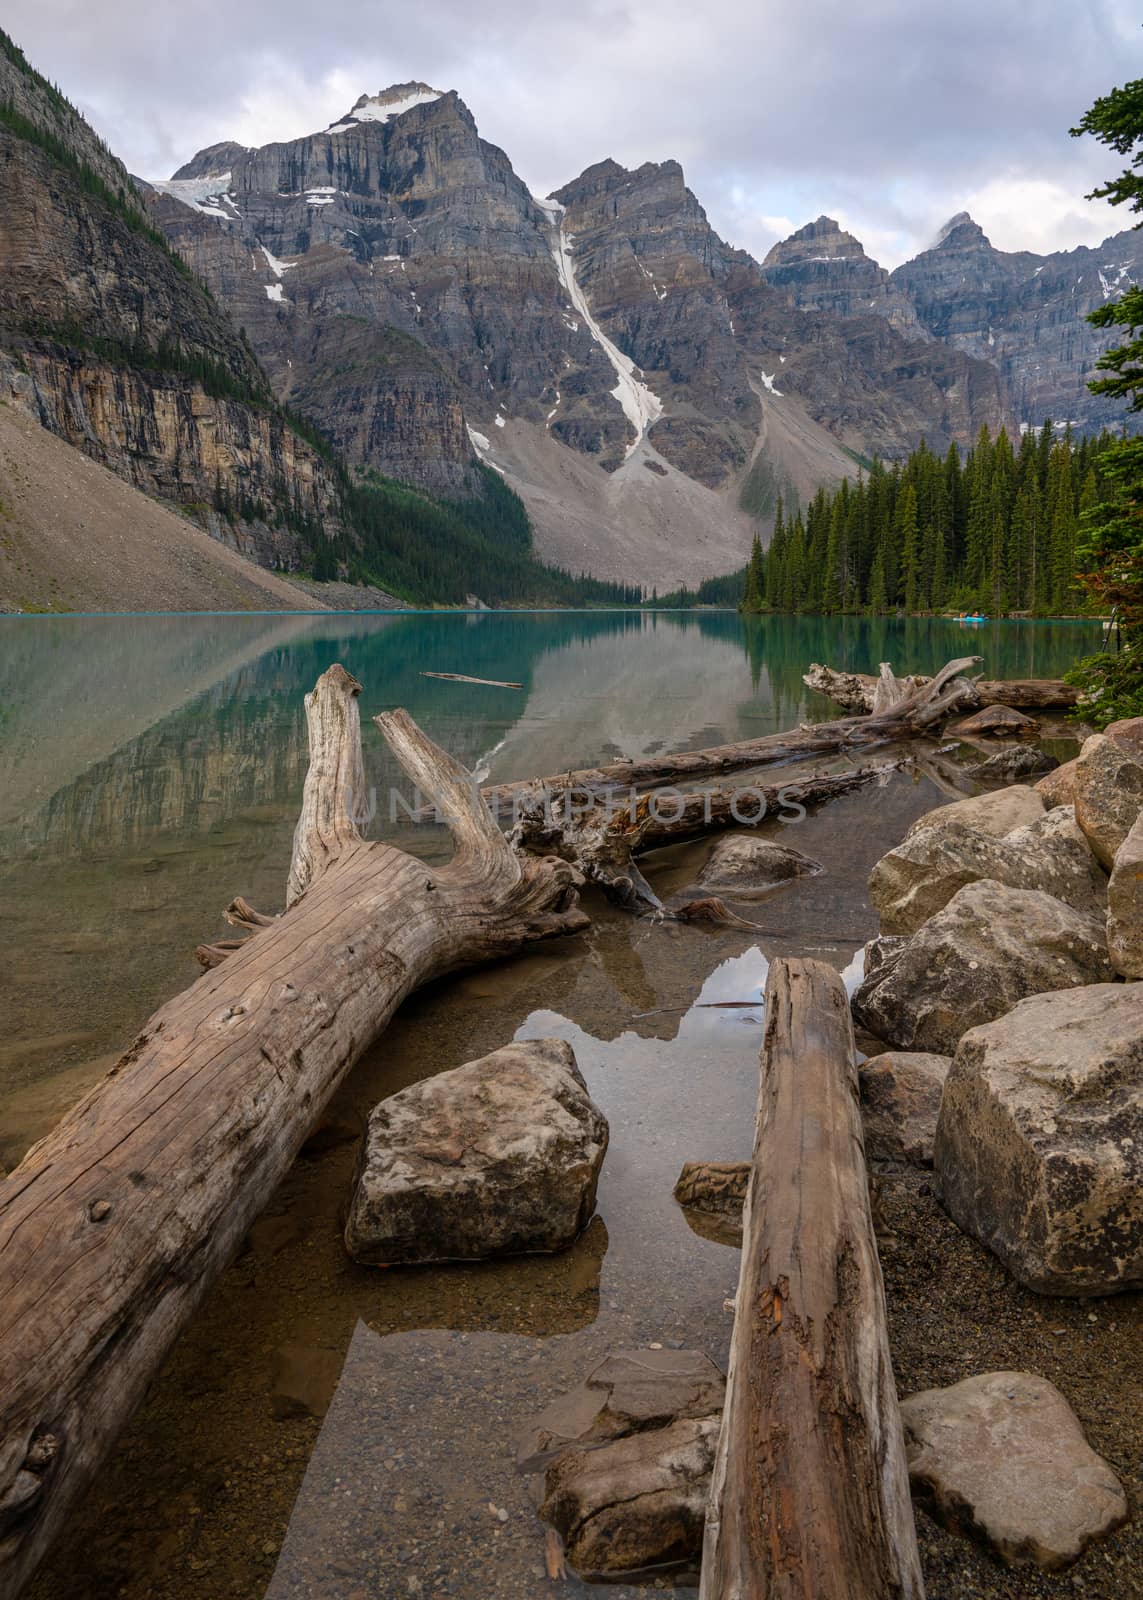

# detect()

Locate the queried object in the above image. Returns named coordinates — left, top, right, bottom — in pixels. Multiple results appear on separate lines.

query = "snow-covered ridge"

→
left=549, top=214, right=662, bottom=455
left=327, top=84, right=443, bottom=134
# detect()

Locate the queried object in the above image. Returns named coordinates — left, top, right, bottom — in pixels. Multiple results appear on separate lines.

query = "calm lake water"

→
left=0, top=610, right=1103, bottom=1600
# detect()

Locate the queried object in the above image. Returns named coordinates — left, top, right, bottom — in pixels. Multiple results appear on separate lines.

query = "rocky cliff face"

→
left=151, top=92, right=1014, bottom=582
left=0, top=31, right=344, bottom=572
left=762, top=216, right=925, bottom=337
left=890, top=214, right=1143, bottom=432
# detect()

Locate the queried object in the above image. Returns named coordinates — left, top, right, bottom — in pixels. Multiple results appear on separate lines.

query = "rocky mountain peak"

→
left=763, top=215, right=867, bottom=267
left=932, top=211, right=989, bottom=249
left=326, top=82, right=445, bottom=132
left=171, top=141, right=251, bottom=181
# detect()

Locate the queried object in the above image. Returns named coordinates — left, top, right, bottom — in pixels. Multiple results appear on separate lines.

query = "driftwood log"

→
left=804, top=662, right=1080, bottom=715
left=0, top=666, right=588, bottom=1598
left=700, top=959, right=924, bottom=1599
left=511, top=754, right=919, bottom=915
left=413, top=656, right=983, bottom=823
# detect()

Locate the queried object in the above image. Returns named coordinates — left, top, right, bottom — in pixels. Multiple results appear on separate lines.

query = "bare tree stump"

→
left=699, top=959, right=924, bottom=1599
left=0, top=667, right=587, bottom=1598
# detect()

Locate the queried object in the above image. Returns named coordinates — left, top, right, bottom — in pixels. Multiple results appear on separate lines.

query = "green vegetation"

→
left=21, top=319, right=270, bottom=407
left=1064, top=78, right=1143, bottom=723
left=738, top=424, right=1115, bottom=617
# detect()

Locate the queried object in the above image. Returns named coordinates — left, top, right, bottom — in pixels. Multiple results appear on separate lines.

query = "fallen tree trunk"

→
left=699, top=959, right=924, bottom=1599
left=805, top=662, right=1079, bottom=714
left=418, top=657, right=982, bottom=821
left=0, top=667, right=587, bottom=1598
left=512, top=754, right=916, bottom=915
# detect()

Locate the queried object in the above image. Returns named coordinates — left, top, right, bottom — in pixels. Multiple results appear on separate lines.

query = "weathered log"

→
left=418, top=657, right=982, bottom=822
left=0, top=667, right=587, bottom=1598
left=805, top=662, right=1079, bottom=715
left=700, top=959, right=924, bottom=1600
left=512, top=755, right=916, bottom=915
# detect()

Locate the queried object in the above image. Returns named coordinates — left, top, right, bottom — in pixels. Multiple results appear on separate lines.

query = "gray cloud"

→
left=6, top=0, right=1141, bottom=264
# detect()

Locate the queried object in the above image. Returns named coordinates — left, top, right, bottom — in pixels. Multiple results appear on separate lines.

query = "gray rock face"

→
left=518, top=1348, right=726, bottom=1472
left=696, top=835, right=822, bottom=895
left=859, top=1052, right=951, bottom=1165
left=526, top=1348, right=725, bottom=1579
left=890, top=212, right=1143, bottom=434
left=761, top=215, right=926, bottom=337
left=1108, top=812, right=1143, bottom=978
left=1073, top=733, right=1143, bottom=869
left=906, top=785, right=1045, bottom=842
left=851, top=880, right=1113, bottom=1054
left=935, top=984, right=1143, bottom=1295
left=540, top=1415, right=720, bottom=1579
left=901, top=1372, right=1128, bottom=1568
left=869, top=808, right=1106, bottom=936
left=344, top=1039, right=608, bottom=1265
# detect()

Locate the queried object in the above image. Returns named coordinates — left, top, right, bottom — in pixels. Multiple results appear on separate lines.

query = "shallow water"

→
left=0, top=610, right=1103, bottom=1599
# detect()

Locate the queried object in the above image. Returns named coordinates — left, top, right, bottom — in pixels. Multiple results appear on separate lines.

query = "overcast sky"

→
left=7, top=0, right=1142, bottom=266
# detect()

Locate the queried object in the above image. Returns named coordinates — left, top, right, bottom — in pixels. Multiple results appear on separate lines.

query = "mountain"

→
left=149, top=89, right=1012, bottom=586
left=0, top=30, right=346, bottom=575
left=762, top=216, right=925, bottom=337
left=763, top=209, right=1143, bottom=437
left=890, top=212, right=1143, bottom=432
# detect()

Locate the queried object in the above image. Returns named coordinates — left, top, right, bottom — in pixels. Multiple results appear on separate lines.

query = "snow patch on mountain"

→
left=150, top=175, right=239, bottom=219
left=327, top=84, right=442, bottom=133
left=550, top=223, right=662, bottom=455
left=260, top=246, right=295, bottom=278
left=761, top=371, right=783, bottom=397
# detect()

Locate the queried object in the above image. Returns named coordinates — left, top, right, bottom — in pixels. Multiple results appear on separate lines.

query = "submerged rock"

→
left=344, top=1039, right=608, bottom=1265
left=868, top=807, right=1106, bottom=936
left=964, top=746, right=1058, bottom=783
left=518, top=1347, right=726, bottom=1472
left=859, top=1052, right=951, bottom=1165
left=1108, top=812, right=1143, bottom=978
left=907, top=785, right=1044, bottom=842
left=696, top=834, right=822, bottom=895
left=935, top=983, right=1143, bottom=1295
left=1072, top=732, right=1143, bottom=868
left=901, top=1371, right=1127, bottom=1569
left=851, top=880, right=1112, bottom=1054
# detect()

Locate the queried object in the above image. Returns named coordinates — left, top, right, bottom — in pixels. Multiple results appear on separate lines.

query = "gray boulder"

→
left=965, top=746, right=1058, bottom=784
left=869, top=807, right=1106, bottom=936
left=906, top=785, right=1045, bottom=842
left=935, top=984, right=1143, bottom=1295
left=1072, top=732, right=1143, bottom=868
left=901, top=1371, right=1127, bottom=1569
left=696, top=834, right=822, bottom=895
left=344, top=1039, right=608, bottom=1265
left=1108, top=811, right=1143, bottom=979
left=1036, top=756, right=1078, bottom=809
left=859, top=1052, right=951, bottom=1165
left=851, top=881, right=1113, bottom=1054
left=1107, top=713, right=1143, bottom=763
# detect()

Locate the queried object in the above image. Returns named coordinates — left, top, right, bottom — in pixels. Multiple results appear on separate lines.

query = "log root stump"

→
left=0, top=666, right=587, bottom=1598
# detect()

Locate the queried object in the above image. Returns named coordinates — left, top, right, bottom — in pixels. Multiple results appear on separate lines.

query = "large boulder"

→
left=851, top=881, right=1113, bottom=1054
left=906, top=785, right=1044, bottom=843
left=953, top=704, right=1038, bottom=738
left=869, top=807, right=1106, bottom=935
left=901, top=1372, right=1127, bottom=1569
left=344, top=1039, right=608, bottom=1265
left=859, top=1052, right=951, bottom=1165
left=1072, top=732, right=1143, bottom=868
left=935, top=984, right=1143, bottom=1295
left=965, top=746, right=1057, bottom=784
left=1108, top=812, right=1143, bottom=978
left=1106, top=713, right=1143, bottom=763
left=696, top=835, right=822, bottom=895
left=1035, top=756, right=1078, bottom=809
